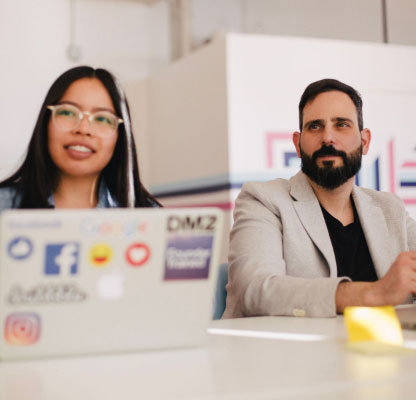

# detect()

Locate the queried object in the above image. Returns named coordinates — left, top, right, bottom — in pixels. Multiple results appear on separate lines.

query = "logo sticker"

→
left=97, top=272, right=125, bottom=299
left=5, top=312, right=41, bottom=345
left=125, top=243, right=151, bottom=267
left=7, top=237, right=33, bottom=260
left=164, top=235, right=213, bottom=280
left=45, top=243, right=79, bottom=275
left=89, top=243, right=113, bottom=267
left=167, top=215, right=217, bottom=232
left=80, top=219, right=148, bottom=236
left=7, top=283, right=87, bottom=305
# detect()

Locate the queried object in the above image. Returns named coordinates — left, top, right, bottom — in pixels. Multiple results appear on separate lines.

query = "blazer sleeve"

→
left=224, top=182, right=348, bottom=318
left=406, top=211, right=416, bottom=251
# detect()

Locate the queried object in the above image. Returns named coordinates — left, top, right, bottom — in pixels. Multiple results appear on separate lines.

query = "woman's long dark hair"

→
left=0, top=66, right=160, bottom=208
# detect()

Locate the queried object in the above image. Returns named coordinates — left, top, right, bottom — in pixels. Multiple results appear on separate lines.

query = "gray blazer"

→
left=223, top=171, right=416, bottom=318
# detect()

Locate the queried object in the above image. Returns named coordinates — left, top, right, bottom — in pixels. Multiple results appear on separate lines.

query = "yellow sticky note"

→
left=344, top=306, right=403, bottom=348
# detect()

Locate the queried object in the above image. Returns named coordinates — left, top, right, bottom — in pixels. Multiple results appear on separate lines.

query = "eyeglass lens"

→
left=52, top=104, right=118, bottom=135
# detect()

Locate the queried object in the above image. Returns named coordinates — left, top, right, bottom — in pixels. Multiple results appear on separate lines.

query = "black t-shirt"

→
left=321, top=201, right=378, bottom=282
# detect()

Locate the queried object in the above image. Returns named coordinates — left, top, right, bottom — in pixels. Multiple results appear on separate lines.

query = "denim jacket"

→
left=0, top=181, right=119, bottom=213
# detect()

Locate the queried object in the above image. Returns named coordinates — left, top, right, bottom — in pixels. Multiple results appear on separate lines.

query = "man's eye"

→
left=337, top=122, right=349, bottom=128
left=309, top=123, right=320, bottom=130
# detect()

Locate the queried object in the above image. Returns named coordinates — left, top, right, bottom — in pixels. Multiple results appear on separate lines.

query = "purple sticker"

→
left=164, top=235, right=213, bottom=280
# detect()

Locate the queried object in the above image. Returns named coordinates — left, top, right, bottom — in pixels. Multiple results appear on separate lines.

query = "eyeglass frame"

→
left=47, top=104, right=123, bottom=134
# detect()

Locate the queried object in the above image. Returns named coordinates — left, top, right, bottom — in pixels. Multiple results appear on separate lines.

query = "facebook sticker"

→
left=45, top=243, right=80, bottom=276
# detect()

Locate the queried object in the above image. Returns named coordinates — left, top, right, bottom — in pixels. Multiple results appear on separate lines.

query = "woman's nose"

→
left=74, top=113, right=92, bottom=136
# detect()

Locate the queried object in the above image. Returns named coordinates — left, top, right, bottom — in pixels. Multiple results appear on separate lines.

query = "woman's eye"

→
left=57, top=109, right=75, bottom=117
left=95, top=115, right=113, bottom=125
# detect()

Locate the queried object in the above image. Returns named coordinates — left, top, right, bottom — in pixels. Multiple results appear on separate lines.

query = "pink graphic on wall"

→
left=385, top=139, right=416, bottom=205
left=265, top=132, right=294, bottom=168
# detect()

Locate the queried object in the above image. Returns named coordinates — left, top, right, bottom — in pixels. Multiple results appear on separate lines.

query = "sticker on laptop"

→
left=167, top=214, right=217, bottom=233
left=97, top=271, right=125, bottom=299
left=89, top=243, right=113, bottom=267
left=4, top=312, right=41, bottom=346
left=7, top=283, right=87, bottom=305
left=80, top=218, right=148, bottom=236
left=7, top=237, right=33, bottom=260
left=125, top=242, right=151, bottom=267
left=164, top=235, right=213, bottom=280
left=44, top=242, right=79, bottom=276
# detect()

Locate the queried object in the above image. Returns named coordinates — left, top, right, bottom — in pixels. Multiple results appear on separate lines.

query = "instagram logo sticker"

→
left=5, top=312, right=41, bottom=346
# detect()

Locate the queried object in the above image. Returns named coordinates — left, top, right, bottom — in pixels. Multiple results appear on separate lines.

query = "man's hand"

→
left=336, top=251, right=416, bottom=313
left=371, top=251, right=416, bottom=304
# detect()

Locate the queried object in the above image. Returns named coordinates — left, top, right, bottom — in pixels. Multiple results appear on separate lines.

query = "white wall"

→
left=74, top=0, right=170, bottom=80
left=0, top=0, right=70, bottom=178
left=145, top=38, right=229, bottom=188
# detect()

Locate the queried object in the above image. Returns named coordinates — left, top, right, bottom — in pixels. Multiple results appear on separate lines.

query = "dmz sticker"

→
left=164, top=235, right=213, bottom=280
left=4, top=312, right=41, bottom=346
left=7, top=237, right=33, bottom=260
left=45, top=243, right=79, bottom=275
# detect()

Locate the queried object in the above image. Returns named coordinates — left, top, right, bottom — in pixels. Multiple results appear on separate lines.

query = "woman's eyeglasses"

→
left=47, top=103, right=123, bottom=136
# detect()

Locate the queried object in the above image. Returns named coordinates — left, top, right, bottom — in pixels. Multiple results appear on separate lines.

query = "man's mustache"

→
left=312, top=145, right=346, bottom=162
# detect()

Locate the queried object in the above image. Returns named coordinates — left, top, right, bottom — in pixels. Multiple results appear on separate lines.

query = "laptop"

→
left=395, top=303, right=416, bottom=330
left=0, top=208, right=222, bottom=360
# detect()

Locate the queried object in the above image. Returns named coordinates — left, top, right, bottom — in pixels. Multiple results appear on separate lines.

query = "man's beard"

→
left=300, top=143, right=362, bottom=190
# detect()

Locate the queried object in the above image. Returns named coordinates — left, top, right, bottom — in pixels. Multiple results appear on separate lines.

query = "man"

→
left=223, top=78, right=416, bottom=318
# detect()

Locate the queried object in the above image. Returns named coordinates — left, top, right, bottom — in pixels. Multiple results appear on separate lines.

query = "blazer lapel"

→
left=352, top=187, right=393, bottom=278
left=290, top=172, right=338, bottom=277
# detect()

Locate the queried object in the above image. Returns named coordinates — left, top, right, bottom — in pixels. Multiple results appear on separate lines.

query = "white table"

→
left=1, top=316, right=416, bottom=400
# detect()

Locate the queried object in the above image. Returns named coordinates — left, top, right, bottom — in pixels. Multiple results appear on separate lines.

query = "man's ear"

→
left=361, top=128, right=371, bottom=155
left=293, top=131, right=302, bottom=157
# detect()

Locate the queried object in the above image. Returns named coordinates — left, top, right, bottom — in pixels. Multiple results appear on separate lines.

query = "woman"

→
left=0, top=66, right=159, bottom=210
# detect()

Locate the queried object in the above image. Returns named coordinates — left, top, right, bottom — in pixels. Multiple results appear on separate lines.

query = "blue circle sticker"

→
left=8, top=237, right=34, bottom=260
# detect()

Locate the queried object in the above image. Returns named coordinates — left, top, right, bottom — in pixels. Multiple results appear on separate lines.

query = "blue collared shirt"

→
left=0, top=181, right=119, bottom=213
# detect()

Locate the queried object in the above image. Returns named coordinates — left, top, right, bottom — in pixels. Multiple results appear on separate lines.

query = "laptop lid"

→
left=395, top=304, right=416, bottom=330
left=0, top=208, right=222, bottom=360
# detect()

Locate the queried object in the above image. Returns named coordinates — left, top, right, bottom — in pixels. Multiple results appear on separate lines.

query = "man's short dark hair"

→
left=298, top=78, right=363, bottom=131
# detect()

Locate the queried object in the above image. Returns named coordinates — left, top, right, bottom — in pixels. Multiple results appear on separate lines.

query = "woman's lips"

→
left=64, top=144, right=95, bottom=160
